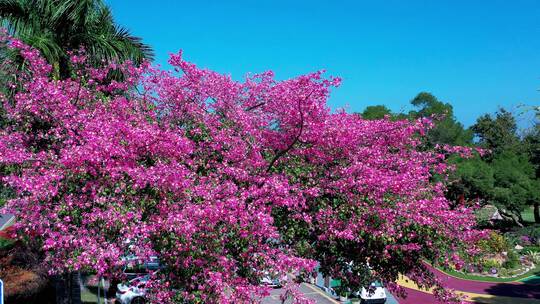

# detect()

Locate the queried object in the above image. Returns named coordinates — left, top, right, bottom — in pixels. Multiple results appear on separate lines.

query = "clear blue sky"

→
left=107, top=0, right=540, bottom=128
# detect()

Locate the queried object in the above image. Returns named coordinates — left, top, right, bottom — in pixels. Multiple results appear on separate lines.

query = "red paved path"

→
left=429, top=265, right=540, bottom=299
left=396, top=288, right=441, bottom=304
left=396, top=266, right=540, bottom=304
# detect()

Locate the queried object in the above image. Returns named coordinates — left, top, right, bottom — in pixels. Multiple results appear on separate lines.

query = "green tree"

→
left=409, top=92, right=473, bottom=146
left=472, top=108, right=520, bottom=155
left=468, top=108, right=540, bottom=225
left=523, top=110, right=540, bottom=222
left=491, top=151, right=539, bottom=223
left=0, top=0, right=153, bottom=79
left=361, top=105, right=392, bottom=120
left=446, top=155, right=494, bottom=205
left=360, top=104, right=410, bottom=121
left=448, top=151, right=539, bottom=226
left=525, top=126, right=540, bottom=177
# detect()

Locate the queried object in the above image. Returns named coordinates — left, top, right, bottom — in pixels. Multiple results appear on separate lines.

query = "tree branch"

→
left=266, top=91, right=313, bottom=173
left=245, top=101, right=265, bottom=112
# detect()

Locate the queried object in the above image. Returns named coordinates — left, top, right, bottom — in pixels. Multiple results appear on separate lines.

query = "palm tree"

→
left=0, top=0, right=154, bottom=79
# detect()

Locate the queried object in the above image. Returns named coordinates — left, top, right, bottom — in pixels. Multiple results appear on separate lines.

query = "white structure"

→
left=0, top=214, right=14, bottom=231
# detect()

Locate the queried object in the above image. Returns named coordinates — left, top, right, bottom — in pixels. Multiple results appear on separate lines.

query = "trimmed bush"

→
left=478, top=232, right=510, bottom=254
left=502, top=251, right=520, bottom=269
left=481, top=259, right=501, bottom=272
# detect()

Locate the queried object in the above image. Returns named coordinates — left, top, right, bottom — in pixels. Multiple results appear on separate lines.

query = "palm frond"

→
left=22, top=29, right=62, bottom=63
left=0, top=0, right=26, bottom=18
left=0, top=0, right=29, bottom=35
left=0, top=0, right=154, bottom=78
left=110, top=25, right=154, bottom=63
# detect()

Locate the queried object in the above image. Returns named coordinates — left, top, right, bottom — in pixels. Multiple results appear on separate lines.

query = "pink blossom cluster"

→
left=0, top=36, right=481, bottom=303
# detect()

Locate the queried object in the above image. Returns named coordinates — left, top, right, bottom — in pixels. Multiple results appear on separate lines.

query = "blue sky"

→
left=107, top=0, right=540, bottom=128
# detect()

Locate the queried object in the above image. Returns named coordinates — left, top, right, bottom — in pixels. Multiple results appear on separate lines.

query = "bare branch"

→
left=245, top=101, right=265, bottom=112
left=266, top=91, right=313, bottom=173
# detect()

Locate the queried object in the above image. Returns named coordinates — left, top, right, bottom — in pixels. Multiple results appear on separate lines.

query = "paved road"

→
left=262, top=284, right=338, bottom=304
left=262, top=284, right=399, bottom=304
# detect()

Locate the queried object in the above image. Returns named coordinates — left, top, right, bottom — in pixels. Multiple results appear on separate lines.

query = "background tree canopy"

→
left=408, top=92, right=473, bottom=147
left=360, top=95, right=540, bottom=225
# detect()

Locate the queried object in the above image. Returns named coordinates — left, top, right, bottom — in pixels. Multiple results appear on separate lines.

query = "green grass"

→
left=81, top=289, right=98, bottom=304
left=520, top=274, right=540, bottom=284
left=522, top=206, right=536, bottom=223
left=439, top=264, right=540, bottom=283
left=522, top=245, right=540, bottom=253
left=80, top=284, right=110, bottom=304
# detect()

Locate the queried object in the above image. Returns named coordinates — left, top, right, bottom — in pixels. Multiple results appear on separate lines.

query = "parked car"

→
left=260, top=271, right=287, bottom=288
left=116, top=275, right=149, bottom=304
left=353, top=281, right=387, bottom=304
left=122, top=255, right=161, bottom=279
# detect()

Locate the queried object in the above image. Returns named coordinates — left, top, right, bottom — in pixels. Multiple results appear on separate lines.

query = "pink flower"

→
left=0, top=33, right=481, bottom=304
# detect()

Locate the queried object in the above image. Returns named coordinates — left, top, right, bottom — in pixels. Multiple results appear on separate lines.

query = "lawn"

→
left=81, top=289, right=98, bottom=304
left=81, top=287, right=112, bottom=304
left=520, top=273, right=540, bottom=284
left=522, top=206, right=536, bottom=223
left=80, top=274, right=110, bottom=304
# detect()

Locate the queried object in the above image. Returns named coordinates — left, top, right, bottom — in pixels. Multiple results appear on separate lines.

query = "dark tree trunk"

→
left=534, top=202, right=540, bottom=223
left=55, top=272, right=82, bottom=304
left=54, top=274, right=67, bottom=304
left=498, top=208, right=524, bottom=227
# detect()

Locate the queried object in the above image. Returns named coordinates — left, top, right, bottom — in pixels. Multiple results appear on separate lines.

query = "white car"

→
left=122, top=256, right=161, bottom=279
left=260, top=271, right=287, bottom=288
left=115, top=275, right=149, bottom=304
left=354, top=281, right=387, bottom=304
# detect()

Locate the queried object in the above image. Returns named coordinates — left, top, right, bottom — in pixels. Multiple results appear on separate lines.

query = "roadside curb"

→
left=303, top=284, right=340, bottom=304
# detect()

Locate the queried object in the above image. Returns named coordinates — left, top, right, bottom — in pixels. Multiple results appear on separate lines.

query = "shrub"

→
left=523, top=246, right=540, bottom=253
left=502, top=251, right=520, bottom=269
left=0, top=237, right=14, bottom=250
left=478, top=231, right=510, bottom=254
left=481, top=259, right=501, bottom=272
left=525, top=251, right=540, bottom=264
left=498, top=268, right=509, bottom=277
left=520, top=235, right=533, bottom=246
left=464, top=264, right=476, bottom=273
left=505, top=225, right=540, bottom=245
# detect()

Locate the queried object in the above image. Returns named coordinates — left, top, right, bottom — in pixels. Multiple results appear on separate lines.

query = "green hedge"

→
left=0, top=237, right=14, bottom=250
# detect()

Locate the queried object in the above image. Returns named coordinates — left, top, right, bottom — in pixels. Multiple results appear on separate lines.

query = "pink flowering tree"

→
left=0, top=35, right=482, bottom=303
